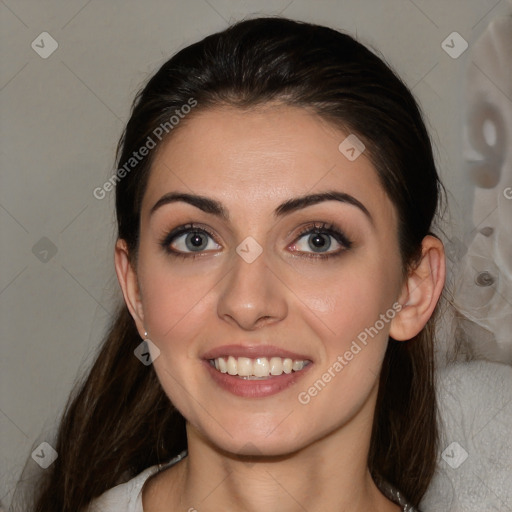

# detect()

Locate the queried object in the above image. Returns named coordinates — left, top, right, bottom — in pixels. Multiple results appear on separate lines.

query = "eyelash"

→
left=159, top=222, right=353, bottom=261
left=294, top=222, right=353, bottom=260
left=159, top=223, right=218, bottom=261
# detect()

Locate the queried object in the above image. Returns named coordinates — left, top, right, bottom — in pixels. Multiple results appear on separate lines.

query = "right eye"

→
left=160, top=224, right=221, bottom=259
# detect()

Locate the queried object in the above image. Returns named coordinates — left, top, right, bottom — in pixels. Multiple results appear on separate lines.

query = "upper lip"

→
left=202, top=344, right=313, bottom=361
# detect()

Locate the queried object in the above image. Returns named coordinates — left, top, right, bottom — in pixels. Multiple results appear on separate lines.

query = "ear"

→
left=114, top=238, right=146, bottom=338
left=389, top=235, right=445, bottom=341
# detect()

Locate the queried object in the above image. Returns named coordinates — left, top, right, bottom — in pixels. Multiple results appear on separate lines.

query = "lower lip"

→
left=203, top=360, right=313, bottom=398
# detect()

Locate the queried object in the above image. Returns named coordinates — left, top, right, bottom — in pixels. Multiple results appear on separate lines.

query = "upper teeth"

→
left=210, top=356, right=310, bottom=378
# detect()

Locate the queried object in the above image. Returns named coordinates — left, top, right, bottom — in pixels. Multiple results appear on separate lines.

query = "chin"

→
left=198, top=419, right=313, bottom=459
left=223, top=437, right=305, bottom=459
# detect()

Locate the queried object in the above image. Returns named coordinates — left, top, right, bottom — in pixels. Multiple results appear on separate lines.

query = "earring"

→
left=141, top=329, right=160, bottom=364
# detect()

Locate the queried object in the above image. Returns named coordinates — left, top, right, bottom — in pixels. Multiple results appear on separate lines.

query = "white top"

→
left=85, top=450, right=187, bottom=512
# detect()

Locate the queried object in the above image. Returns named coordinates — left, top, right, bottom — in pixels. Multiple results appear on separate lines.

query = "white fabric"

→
left=84, top=450, right=187, bottom=512
left=84, top=465, right=157, bottom=512
left=420, top=360, right=512, bottom=511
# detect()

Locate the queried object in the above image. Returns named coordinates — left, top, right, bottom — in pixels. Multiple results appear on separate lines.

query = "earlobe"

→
left=389, top=235, right=446, bottom=341
left=114, top=239, right=146, bottom=336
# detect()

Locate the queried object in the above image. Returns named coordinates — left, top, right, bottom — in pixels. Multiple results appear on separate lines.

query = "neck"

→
left=183, top=442, right=382, bottom=512
left=143, top=385, right=400, bottom=512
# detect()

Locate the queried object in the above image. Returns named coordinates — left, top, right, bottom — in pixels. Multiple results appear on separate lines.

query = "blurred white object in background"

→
left=454, top=12, right=512, bottom=364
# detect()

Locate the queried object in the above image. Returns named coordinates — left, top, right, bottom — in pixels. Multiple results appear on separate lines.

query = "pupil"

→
left=310, top=234, right=330, bottom=252
left=188, top=233, right=206, bottom=250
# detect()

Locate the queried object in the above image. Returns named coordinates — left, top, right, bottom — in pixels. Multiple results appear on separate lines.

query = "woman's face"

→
left=131, top=104, right=405, bottom=456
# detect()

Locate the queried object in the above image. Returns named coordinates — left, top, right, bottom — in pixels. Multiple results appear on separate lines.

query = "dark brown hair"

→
left=16, top=16, right=443, bottom=511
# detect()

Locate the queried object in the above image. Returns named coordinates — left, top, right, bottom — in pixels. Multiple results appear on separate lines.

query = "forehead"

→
left=142, top=105, right=395, bottom=226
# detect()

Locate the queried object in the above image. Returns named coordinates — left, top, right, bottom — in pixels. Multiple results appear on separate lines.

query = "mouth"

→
left=202, top=345, right=314, bottom=398
left=208, top=356, right=312, bottom=379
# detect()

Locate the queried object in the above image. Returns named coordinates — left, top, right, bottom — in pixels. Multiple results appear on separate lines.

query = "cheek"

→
left=137, top=252, right=221, bottom=348
left=294, top=255, right=401, bottom=345
left=291, top=252, right=402, bottom=407
left=137, top=259, right=217, bottom=419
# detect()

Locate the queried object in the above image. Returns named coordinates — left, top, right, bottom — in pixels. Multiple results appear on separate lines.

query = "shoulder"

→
left=84, top=450, right=188, bottom=512
left=83, top=464, right=160, bottom=512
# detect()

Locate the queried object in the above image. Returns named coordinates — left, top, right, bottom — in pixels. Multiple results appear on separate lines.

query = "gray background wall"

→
left=1, top=0, right=510, bottom=507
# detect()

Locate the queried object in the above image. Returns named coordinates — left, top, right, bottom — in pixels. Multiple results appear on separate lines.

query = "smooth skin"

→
left=115, top=104, right=445, bottom=511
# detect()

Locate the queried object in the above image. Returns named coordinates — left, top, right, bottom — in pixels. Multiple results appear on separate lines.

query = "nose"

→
left=217, top=247, right=288, bottom=330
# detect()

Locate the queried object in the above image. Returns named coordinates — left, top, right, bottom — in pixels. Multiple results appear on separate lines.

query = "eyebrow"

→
left=150, top=190, right=373, bottom=223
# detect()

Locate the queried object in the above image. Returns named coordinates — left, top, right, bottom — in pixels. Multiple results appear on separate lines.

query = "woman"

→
left=30, top=16, right=445, bottom=511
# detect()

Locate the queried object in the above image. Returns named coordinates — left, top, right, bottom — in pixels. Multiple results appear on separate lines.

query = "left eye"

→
left=291, top=225, right=352, bottom=257
left=292, top=231, right=340, bottom=254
